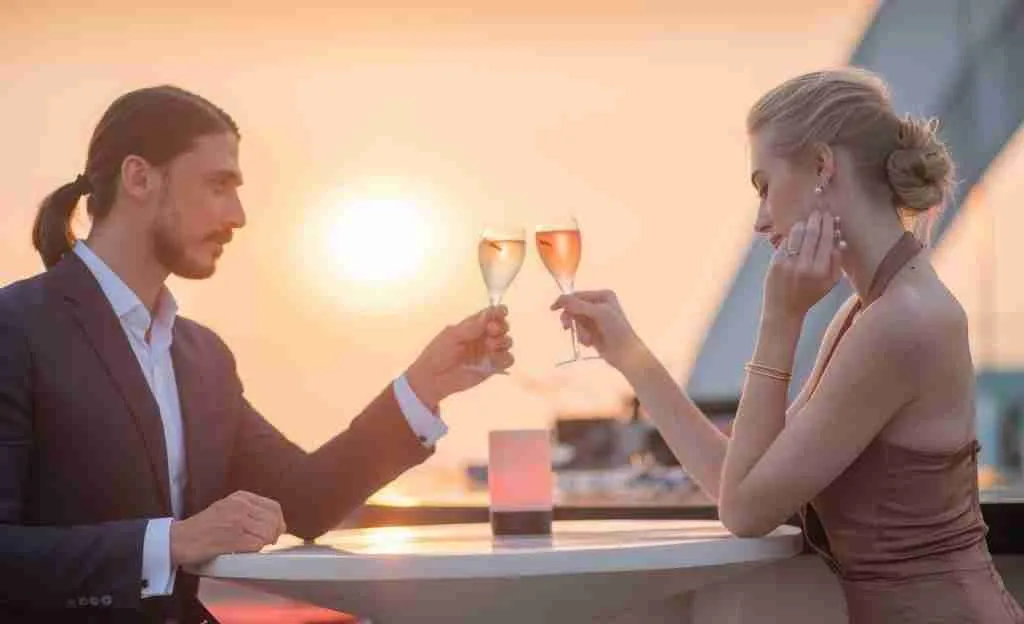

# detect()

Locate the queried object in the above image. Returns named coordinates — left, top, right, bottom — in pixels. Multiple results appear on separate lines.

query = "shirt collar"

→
left=73, top=241, right=178, bottom=344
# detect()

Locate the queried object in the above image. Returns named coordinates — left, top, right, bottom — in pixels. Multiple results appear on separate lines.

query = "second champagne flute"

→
left=536, top=216, right=600, bottom=366
left=470, top=225, right=526, bottom=373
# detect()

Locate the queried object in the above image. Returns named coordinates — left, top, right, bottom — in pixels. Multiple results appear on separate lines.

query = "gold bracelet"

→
left=744, top=361, right=792, bottom=382
left=746, top=361, right=790, bottom=376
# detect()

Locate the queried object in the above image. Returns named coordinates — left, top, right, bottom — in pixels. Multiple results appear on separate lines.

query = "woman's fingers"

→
left=811, top=212, right=834, bottom=274
left=797, top=211, right=822, bottom=268
left=563, top=296, right=605, bottom=322
left=551, top=290, right=616, bottom=310
left=785, top=220, right=806, bottom=257
left=576, top=322, right=595, bottom=347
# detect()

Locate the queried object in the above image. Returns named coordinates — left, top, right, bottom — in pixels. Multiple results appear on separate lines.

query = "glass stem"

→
left=480, top=296, right=501, bottom=371
left=564, top=284, right=580, bottom=361
left=569, top=318, right=581, bottom=360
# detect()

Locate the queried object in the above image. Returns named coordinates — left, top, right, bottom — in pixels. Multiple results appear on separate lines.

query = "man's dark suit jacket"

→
left=0, top=253, right=433, bottom=621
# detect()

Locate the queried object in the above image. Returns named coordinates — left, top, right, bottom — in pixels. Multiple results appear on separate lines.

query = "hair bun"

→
left=885, top=116, right=954, bottom=213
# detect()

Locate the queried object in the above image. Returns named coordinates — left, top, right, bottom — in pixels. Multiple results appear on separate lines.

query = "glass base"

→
left=555, top=355, right=603, bottom=367
left=463, top=361, right=510, bottom=376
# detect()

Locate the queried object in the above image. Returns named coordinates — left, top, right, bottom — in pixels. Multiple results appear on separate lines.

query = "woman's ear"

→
left=813, top=142, right=836, bottom=185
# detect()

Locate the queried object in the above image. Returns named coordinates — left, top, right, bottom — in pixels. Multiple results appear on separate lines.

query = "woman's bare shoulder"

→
left=823, top=293, right=860, bottom=338
left=870, top=273, right=967, bottom=345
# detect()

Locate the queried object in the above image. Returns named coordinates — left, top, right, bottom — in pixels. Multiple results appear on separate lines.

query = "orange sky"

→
left=2, top=2, right=1021, bottom=478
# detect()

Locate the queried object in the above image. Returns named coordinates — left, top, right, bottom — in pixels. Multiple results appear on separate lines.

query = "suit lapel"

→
left=171, top=332, right=215, bottom=517
left=50, top=254, right=173, bottom=516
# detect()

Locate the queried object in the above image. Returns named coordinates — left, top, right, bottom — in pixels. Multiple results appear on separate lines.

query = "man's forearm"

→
left=229, top=384, right=432, bottom=541
left=0, top=520, right=147, bottom=609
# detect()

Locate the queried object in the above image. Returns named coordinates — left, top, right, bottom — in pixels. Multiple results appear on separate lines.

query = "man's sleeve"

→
left=0, top=308, right=148, bottom=610
left=221, top=340, right=433, bottom=541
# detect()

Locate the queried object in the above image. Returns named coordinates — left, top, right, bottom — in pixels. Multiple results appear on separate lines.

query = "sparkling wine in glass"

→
left=470, top=226, right=525, bottom=373
left=536, top=217, right=599, bottom=366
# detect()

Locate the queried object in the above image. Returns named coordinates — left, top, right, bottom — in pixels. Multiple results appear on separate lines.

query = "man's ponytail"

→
left=32, top=175, right=91, bottom=269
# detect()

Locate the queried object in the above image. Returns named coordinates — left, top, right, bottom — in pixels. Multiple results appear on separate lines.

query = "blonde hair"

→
left=747, top=67, right=955, bottom=245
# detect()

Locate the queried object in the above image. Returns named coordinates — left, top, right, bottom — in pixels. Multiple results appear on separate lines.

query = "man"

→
left=0, top=85, right=513, bottom=622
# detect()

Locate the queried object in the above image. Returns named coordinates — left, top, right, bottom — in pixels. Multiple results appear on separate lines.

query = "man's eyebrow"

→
left=208, top=169, right=244, bottom=185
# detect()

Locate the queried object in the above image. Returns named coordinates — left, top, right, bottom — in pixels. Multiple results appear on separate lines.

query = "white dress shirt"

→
left=72, top=241, right=447, bottom=597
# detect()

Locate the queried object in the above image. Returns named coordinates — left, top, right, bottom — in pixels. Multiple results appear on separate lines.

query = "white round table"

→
left=192, top=519, right=802, bottom=623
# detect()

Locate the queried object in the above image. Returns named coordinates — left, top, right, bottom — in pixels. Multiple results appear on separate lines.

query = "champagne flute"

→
left=469, top=225, right=526, bottom=374
left=536, top=216, right=600, bottom=366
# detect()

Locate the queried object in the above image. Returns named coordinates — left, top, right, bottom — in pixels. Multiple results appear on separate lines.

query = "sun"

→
left=327, top=196, right=431, bottom=285
left=297, top=180, right=451, bottom=313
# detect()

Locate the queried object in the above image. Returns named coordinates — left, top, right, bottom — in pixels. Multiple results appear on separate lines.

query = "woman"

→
left=554, top=68, right=1024, bottom=622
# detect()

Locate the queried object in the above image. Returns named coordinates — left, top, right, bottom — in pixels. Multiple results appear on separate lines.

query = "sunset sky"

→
left=2, top=1, right=1022, bottom=479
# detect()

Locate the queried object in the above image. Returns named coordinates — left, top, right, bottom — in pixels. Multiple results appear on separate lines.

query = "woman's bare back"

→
left=789, top=251, right=976, bottom=454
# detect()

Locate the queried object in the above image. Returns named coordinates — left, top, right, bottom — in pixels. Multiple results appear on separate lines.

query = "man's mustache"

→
left=206, top=231, right=233, bottom=245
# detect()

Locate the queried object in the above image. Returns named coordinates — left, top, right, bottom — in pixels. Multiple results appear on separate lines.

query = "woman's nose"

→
left=753, top=202, right=772, bottom=234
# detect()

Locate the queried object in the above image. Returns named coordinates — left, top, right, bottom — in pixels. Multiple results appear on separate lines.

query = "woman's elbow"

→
left=718, top=498, right=773, bottom=538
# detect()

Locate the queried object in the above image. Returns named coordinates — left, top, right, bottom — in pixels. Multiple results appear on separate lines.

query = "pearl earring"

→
left=833, top=215, right=848, bottom=251
left=814, top=185, right=823, bottom=194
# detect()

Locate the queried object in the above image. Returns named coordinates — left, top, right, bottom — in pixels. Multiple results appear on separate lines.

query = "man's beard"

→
left=152, top=204, right=218, bottom=280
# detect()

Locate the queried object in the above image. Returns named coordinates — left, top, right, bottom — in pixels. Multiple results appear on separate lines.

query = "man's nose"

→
left=226, top=195, right=246, bottom=230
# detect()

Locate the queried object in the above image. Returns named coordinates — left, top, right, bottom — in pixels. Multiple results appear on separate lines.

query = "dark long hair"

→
left=31, top=85, right=239, bottom=268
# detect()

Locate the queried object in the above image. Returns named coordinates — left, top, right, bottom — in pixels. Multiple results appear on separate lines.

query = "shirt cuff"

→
left=393, top=374, right=448, bottom=448
left=142, top=518, right=176, bottom=598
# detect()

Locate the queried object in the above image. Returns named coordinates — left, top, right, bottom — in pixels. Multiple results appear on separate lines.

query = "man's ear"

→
left=120, top=154, right=158, bottom=201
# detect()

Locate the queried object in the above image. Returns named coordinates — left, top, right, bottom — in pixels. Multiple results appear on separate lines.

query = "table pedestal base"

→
left=235, top=562, right=769, bottom=623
